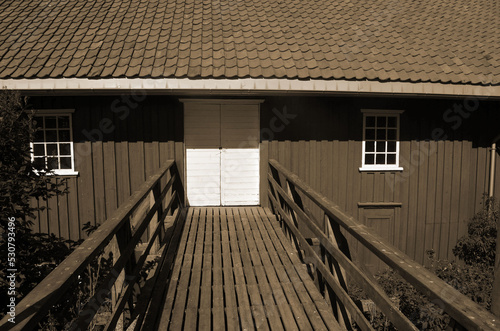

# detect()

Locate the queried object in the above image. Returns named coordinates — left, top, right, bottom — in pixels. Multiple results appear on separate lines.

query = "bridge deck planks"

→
left=158, top=207, right=342, bottom=330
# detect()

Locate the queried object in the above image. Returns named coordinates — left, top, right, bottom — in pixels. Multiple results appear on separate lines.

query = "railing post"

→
left=114, top=218, right=136, bottom=328
left=109, top=234, right=122, bottom=328
left=268, top=163, right=282, bottom=215
left=324, top=213, right=352, bottom=329
left=149, top=181, right=161, bottom=254
left=171, top=162, right=184, bottom=210
left=326, top=215, right=351, bottom=260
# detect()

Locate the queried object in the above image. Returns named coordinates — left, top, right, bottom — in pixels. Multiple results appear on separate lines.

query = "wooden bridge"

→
left=156, top=207, right=341, bottom=330
left=1, top=160, right=498, bottom=330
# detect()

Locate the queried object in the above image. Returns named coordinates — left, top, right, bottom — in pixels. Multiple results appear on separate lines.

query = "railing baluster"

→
left=324, top=213, right=352, bottom=328
left=149, top=181, right=161, bottom=254
left=171, top=162, right=184, bottom=210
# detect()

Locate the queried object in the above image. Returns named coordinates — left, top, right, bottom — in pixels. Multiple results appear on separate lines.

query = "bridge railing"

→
left=1, top=160, right=186, bottom=331
left=268, top=159, right=498, bottom=331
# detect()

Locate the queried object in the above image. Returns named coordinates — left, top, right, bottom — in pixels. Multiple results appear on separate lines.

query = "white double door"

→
left=184, top=102, right=260, bottom=206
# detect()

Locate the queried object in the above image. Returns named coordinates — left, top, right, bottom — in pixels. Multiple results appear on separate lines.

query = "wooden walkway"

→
left=157, top=207, right=342, bottom=330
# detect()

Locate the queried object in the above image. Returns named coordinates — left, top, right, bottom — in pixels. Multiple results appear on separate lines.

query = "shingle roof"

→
left=0, top=0, right=498, bottom=85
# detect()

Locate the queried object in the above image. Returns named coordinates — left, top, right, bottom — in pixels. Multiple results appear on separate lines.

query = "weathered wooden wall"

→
left=260, top=96, right=500, bottom=265
left=30, top=95, right=184, bottom=241
left=30, top=94, right=500, bottom=266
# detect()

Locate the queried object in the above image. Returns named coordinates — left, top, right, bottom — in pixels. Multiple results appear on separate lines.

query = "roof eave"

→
left=1, top=78, right=499, bottom=98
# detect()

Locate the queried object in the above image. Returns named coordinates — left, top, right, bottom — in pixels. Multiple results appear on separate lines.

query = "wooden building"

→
left=1, top=0, right=499, bottom=267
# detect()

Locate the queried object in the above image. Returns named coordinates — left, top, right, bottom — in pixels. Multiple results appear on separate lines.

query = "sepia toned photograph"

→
left=0, top=0, right=499, bottom=330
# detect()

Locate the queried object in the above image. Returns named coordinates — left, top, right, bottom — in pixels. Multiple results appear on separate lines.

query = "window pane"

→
left=365, top=116, right=375, bottom=127
left=387, top=141, right=396, bottom=152
left=59, top=130, right=70, bottom=141
left=58, top=116, right=70, bottom=128
left=47, top=157, right=58, bottom=170
left=376, top=141, right=385, bottom=152
left=365, top=141, right=375, bottom=152
left=45, top=116, right=57, bottom=128
left=60, top=143, right=71, bottom=155
left=60, top=157, right=72, bottom=169
left=376, top=116, right=386, bottom=127
left=365, top=129, right=375, bottom=140
left=46, top=144, right=58, bottom=156
left=34, top=130, right=44, bottom=142
left=376, top=154, right=386, bottom=164
left=33, top=157, right=45, bottom=170
left=387, top=129, right=397, bottom=140
left=387, top=154, right=396, bottom=165
left=33, top=144, right=45, bottom=156
left=46, top=130, right=57, bottom=141
left=387, top=116, right=397, bottom=128
left=365, top=154, right=375, bottom=165
left=376, top=129, right=386, bottom=140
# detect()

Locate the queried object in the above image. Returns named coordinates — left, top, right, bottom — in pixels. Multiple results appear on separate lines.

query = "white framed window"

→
left=31, top=109, right=78, bottom=176
left=360, top=109, right=404, bottom=172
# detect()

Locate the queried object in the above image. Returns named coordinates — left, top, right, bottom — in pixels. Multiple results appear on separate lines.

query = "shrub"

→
left=373, top=267, right=450, bottom=330
left=0, top=90, right=67, bottom=229
left=0, top=90, right=73, bottom=320
left=350, top=198, right=496, bottom=330
left=452, top=197, right=497, bottom=266
left=428, top=252, right=493, bottom=310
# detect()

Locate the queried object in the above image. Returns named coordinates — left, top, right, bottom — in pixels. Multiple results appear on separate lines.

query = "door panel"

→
left=186, top=149, right=221, bottom=206
left=184, top=104, right=220, bottom=148
left=185, top=104, right=221, bottom=206
left=221, top=105, right=260, bottom=148
left=185, top=102, right=260, bottom=206
left=221, top=148, right=260, bottom=205
left=358, top=207, right=395, bottom=274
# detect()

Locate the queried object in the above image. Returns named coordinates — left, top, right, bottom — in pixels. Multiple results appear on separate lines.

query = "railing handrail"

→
left=268, top=159, right=498, bottom=331
left=268, top=173, right=416, bottom=331
left=1, top=160, right=182, bottom=330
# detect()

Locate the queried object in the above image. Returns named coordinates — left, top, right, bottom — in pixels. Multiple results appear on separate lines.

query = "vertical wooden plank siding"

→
left=57, top=180, right=70, bottom=240
left=66, top=177, right=81, bottom=240
left=47, top=179, right=60, bottom=237
left=260, top=138, right=495, bottom=264
left=92, top=141, right=106, bottom=226
left=33, top=96, right=181, bottom=241
left=424, top=141, right=438, bottom=265
left=257, top=97, right=500, bottom=265
left=115, top=141, right=131, bottom=206
left=77, top=141, right=96, bottom=231
left=415, top=141, right=429, bottom=263
left=103, top=142, right=118, bottom=218
left=32, top=95, right=498, bottom=266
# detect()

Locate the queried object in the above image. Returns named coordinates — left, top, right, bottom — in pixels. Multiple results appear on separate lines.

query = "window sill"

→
left=34, top=170, right=79, bottom=177
left=359, top=167, right=403, bottom=172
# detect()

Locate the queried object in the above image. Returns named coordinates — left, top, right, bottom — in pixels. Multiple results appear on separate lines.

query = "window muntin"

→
left=31, top=111, right=77, bottom=175
left=361, top=110, right=403, bottom=171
